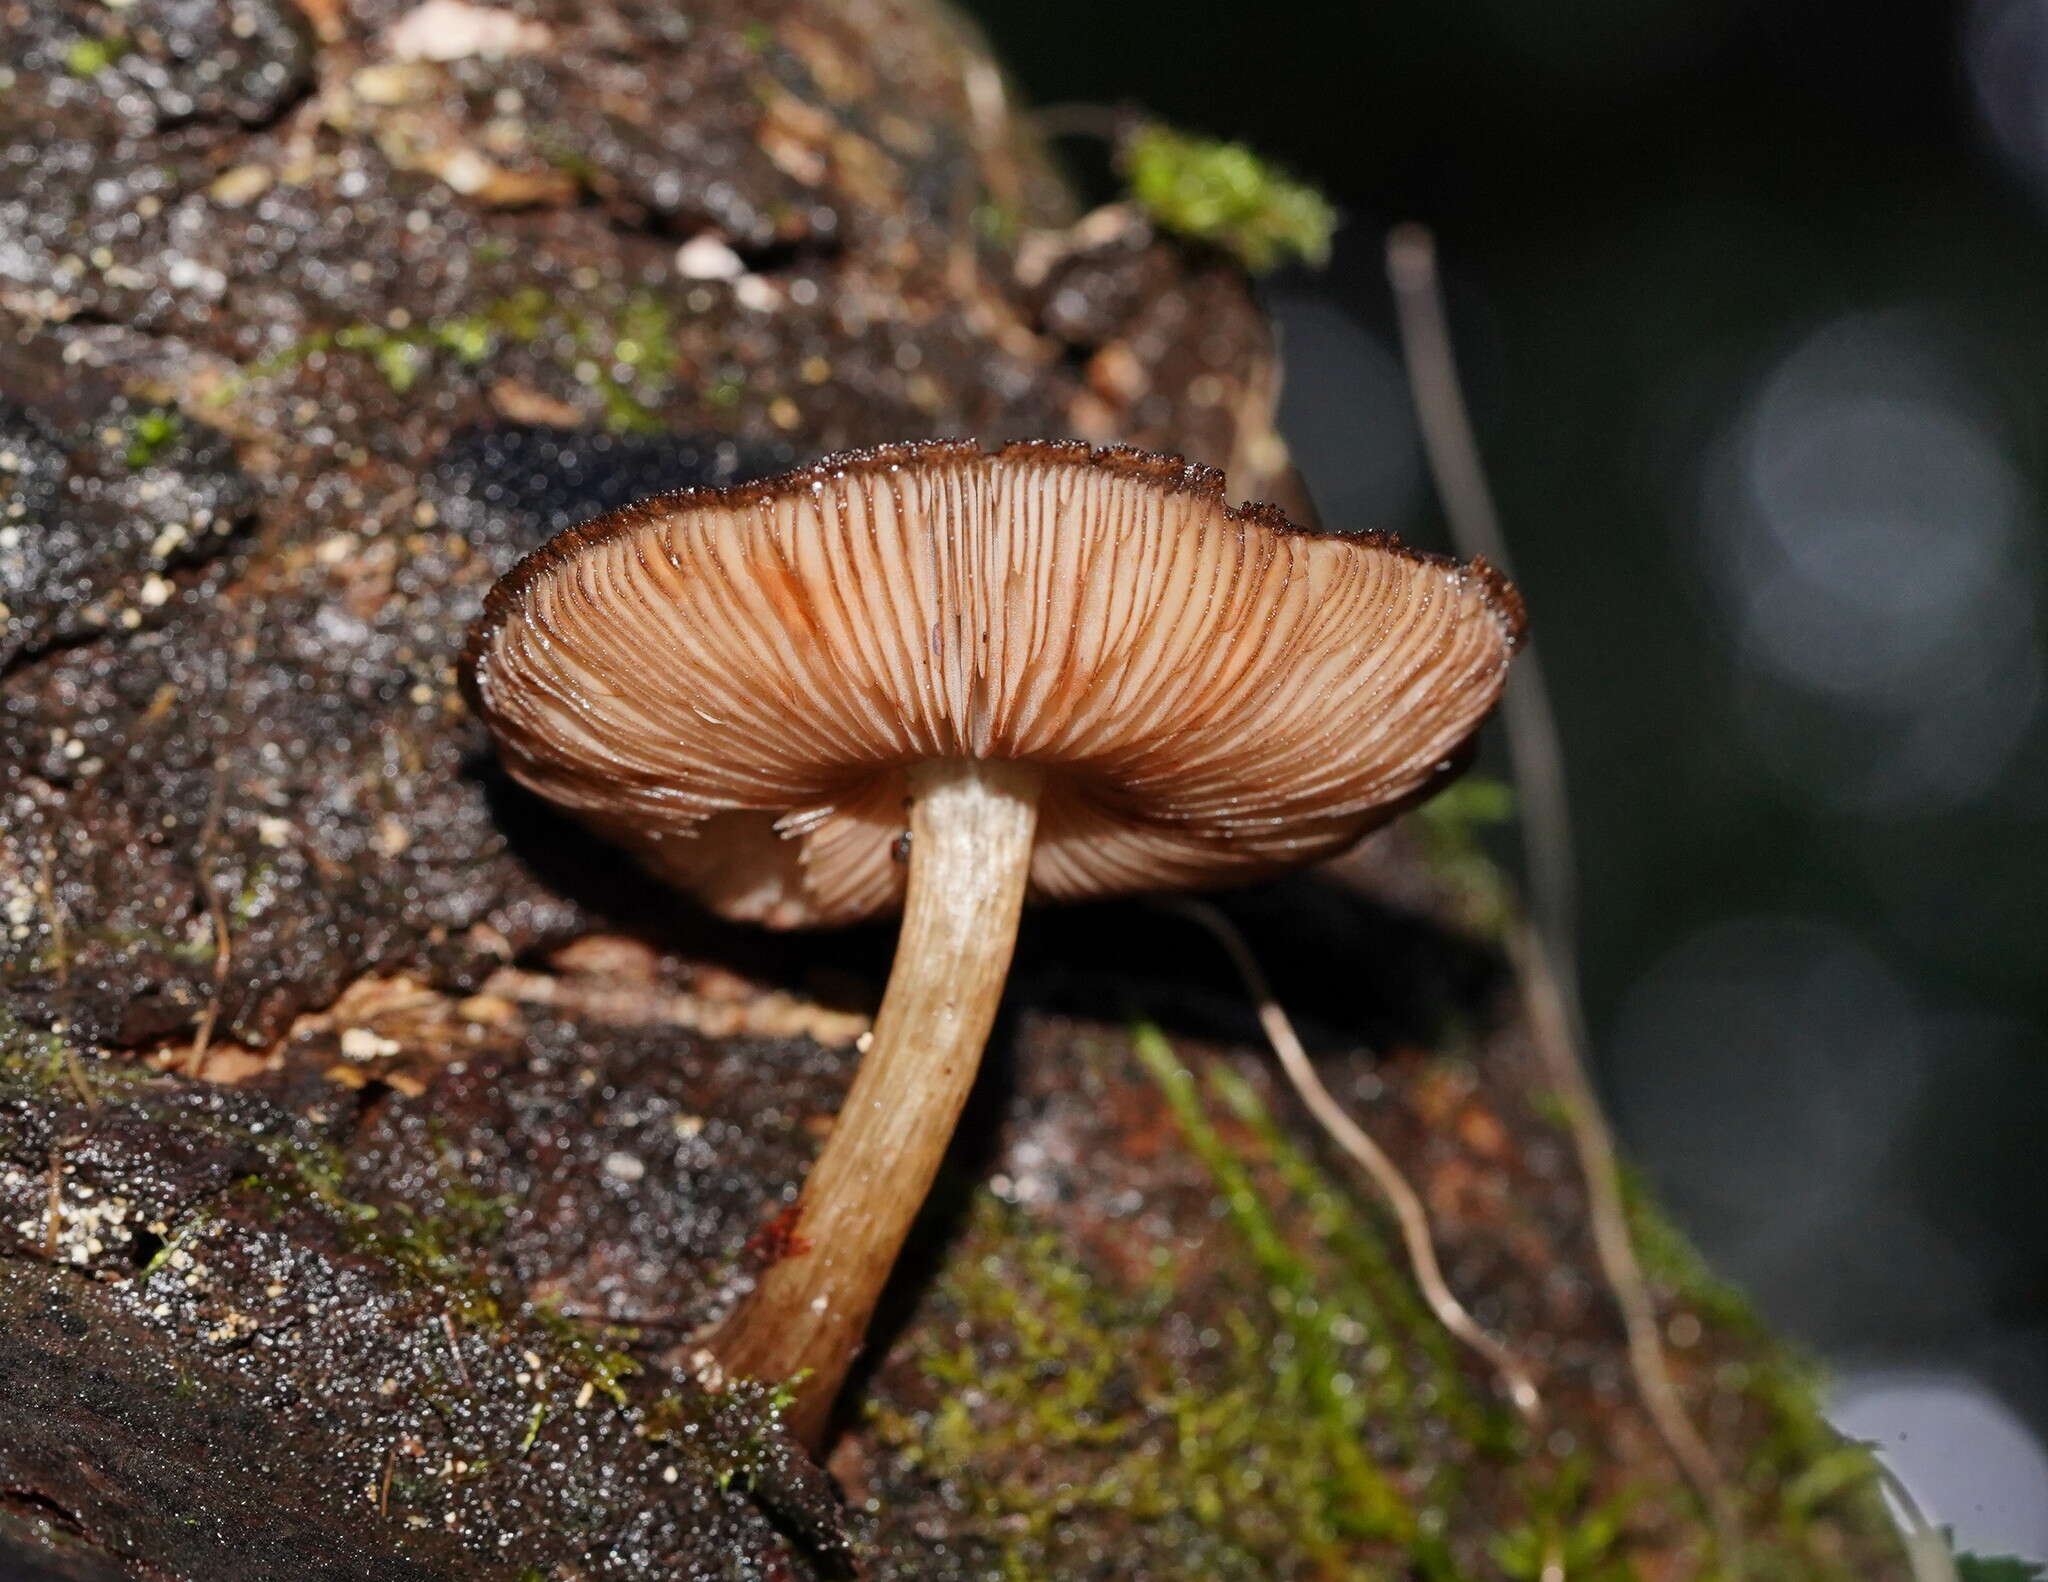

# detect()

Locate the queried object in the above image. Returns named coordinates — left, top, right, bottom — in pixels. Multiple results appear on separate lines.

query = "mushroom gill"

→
left=467, top=440, right=1521, bottom=929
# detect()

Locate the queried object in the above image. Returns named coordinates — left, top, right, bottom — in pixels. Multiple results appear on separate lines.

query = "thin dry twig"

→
left=44, top=1147, right=63, bottom=1260
left=1871, top=1458, right=1961, bottom=1582
left=186, top=725, right=238, bottom=1076
left=185, top=878, right=235, bottom=1074
left=1387, top=220, right=1745, bottom=1565
left=38, top=840, right=98, bottom=1110
left=483, top=964, right=868, bottom=1047
left=1023, top=100, right=1139, bottom=146
left=441, top=1311, right=471, bottom=1387
left=1385, top=224, right=1576, bottom=950
left=1163, top=895, right=1544, bottom=1426
left=549, top=1306, right=691, bottom=1328
left=35, top=838, right=69, bottom=988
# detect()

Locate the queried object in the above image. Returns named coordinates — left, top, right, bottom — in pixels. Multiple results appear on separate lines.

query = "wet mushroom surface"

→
left=463, top=438, right=1524, bottom=1446
left=0, top=1, right=1913, bottom=1578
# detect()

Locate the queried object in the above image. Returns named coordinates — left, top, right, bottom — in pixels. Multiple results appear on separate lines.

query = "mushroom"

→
left=462, top=439, right=1523, bottom=1447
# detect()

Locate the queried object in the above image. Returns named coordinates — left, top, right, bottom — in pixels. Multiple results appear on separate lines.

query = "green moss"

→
left=363, top=1203, right=504, bottom=1325
left=581, top=293, right=679, bottom=434
left=482, top=286, right=553, bottom=343
left=869, top=1023, right=1572, bottom=1577
left=972, top=201, right=1020, bottom=248
left=216, top=285, right=680, bottom=433
left=1958, top=1554, right=2048, bottom=1581
left=215, top=1112, right=672, bottom=1427
left=1123, top=122, right=1336, bottom=273
left=1410, top=774, right=1518, bottom=935
left=1134, top=1024, right=1481, bottom=1571
left=528, top=1299, right=641, bottom=1409
left=639, top=1373, right=806, bottom=1495
left=1489, top=1458, right=1637, bottom=1580
left=332, top=316, right=497, bottom=395
left=66, top=33, right=128, bottom=77
left=611, top=295, right=675, bottom=378
left=1202, top=1059, right=1503, bottom=1456
left=120, top=407, right=185, bottom=470
left=876, top=1191, right=1421, bottom=1579
left=871, top=1019, right=1909, bottom=1577
left=1619, top=1167, right=1764, bottom=1338
left=0, top=1008, right=153, bottom=1104
left=81, top=919, right=217, bottom=966
left=228, top=862, right=276, bottom=925
left=591, top=377, right=664, bottom=435
left=1619, top=1172, right=1900, bottom=1571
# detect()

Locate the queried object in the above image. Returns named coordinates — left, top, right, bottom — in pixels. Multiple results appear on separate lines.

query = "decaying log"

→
left=1, top=1, right=1909, bottom=1576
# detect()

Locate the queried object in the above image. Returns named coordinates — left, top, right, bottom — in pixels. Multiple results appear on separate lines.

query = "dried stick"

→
left=187, top=640, right=243, bottom=1076
left=1023, top=101, right=1139, bottom=145
left=1871, top=1458, right=1961, bottom=1582
left=441, top=1311, right=471, bottom=1387
left=38, top=840, right=96, bottom=1109
left=1163, top=895, right=1543, bottom=1425
left=36, top=838, right=69, bottom=988
left=44, top=1147, right=63, bottom=1260
left=1387, top=221, right=1744, bottom=1564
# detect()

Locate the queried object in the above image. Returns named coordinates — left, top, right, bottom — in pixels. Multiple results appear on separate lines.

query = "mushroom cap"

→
left=463, top=440, right=1523, bottom=928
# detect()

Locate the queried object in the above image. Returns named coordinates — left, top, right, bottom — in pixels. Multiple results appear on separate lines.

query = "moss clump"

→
left=0, top=1009, right=152, bottom=1106
left=528, top=1297, right=641, bottom=1409
left=1201, top=1055, right=1503, bottom=1456
left=870, top=1025, right=1523, bottom=1579
left=1957, top=1554, right=2048, bottom=1581
left=1488, top=1458, right=1637, bottom=1580
left=1411, top=774, right=1519, bottom=935
left=65, top=33, right=129, bottom=77
left=329, top=313, right=500, bottom=397
left=1619, top=1173, right=1900, bottom=1568
left=1123, top=122, right=1336, bottom=273
left=642, top=1375, right=805, bottom=1495
left=120, top=407, right=185, bottom=471
left=868, top=1018, right=1911, bottom=1578
left=876, top=1194, right=1436, bottom=1580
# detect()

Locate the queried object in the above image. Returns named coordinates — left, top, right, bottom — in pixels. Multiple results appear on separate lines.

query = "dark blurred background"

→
left=966, top=0, right=2048, bottom=1557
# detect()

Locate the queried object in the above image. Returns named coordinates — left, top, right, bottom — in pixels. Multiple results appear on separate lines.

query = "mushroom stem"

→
left=709, top=757, right=1043, bottom=1448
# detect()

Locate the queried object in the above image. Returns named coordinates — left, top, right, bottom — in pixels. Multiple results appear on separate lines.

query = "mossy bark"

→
left=0, top=1, right=1908, bottom=1577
